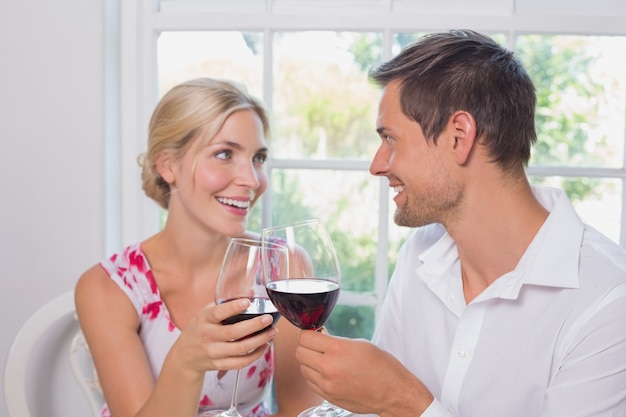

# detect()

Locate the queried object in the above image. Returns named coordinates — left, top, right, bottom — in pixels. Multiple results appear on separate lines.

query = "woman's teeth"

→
left=217, top=197, right=250, bottom=209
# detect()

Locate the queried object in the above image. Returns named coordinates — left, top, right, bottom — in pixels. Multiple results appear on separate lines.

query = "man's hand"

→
left=295, top=331, right=434, bottom=416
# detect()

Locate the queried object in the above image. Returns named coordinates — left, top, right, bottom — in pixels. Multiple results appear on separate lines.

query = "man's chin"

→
left=394, top=211, right=428, bottom=228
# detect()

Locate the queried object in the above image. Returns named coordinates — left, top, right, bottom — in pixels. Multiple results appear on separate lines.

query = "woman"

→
left=75, top=78, right=319, bottom=417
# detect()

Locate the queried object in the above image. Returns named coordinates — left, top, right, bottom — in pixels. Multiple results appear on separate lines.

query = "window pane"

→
left=516, top=35, right=626, bottom=168
left=272, top=31, right=382, bottom=159
left=269, top=168, right=379, bottom=292
left=326, top=305, right=375, bottom=339
left=393, top=32, right=429, bottom=53
left=157, top=31, right=264, bottom=98
left=529, top=176, right=622, bottom=243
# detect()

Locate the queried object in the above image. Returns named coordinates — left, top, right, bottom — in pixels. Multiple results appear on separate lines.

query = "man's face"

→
left=370, top=80, right=463, bottom=228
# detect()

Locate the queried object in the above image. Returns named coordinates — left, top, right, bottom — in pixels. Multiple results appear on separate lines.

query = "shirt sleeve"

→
left=421, top=399, right=455, bottom=417
left=541, top=283, right=626, bottom=416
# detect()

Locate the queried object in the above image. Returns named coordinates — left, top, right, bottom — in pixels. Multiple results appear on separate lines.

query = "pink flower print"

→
left=247, top=365, right=257, bottom=379
left=129, top=249, right=147, bottom=273
left=264, top=348, right=272, bottom=363
left=145, top=270, right=158, bottom=294
left=199, top=395, right=213, bottom=407
left=122, top=275, right=134, bottom=291
left=251, top=404, right=262, bottom=415
left=143, top=301, right=162, bottom=320
left=258, top=367, right=271, bottom=388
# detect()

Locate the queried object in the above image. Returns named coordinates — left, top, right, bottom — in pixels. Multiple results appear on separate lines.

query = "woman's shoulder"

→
left=100, top=242, right=145, bottom=272
left=75, top=243, right=143, bottom=297
left=75, top=256, right=138, bottom=323
left=79, top=242, right=159, bottom=314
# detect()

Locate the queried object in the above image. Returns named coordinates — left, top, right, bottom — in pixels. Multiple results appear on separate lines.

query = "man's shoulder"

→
left=581, top=225, right=626, bottom=282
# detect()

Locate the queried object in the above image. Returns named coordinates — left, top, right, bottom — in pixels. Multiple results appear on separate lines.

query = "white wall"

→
left=0, top=0, right=106, bottom=415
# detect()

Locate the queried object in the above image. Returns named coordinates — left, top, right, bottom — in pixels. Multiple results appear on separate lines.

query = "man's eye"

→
left=215, top=150, right=232, bottom=160
left=385, top=135, right=392, bottom=144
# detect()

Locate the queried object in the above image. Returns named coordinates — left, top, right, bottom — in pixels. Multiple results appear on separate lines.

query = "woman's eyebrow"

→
left=211, top=140, right=268, bottom=154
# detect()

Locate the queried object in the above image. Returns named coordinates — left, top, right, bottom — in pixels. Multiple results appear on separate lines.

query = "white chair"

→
left=69, top=328, right=104, bottom=416
left=4, top=290, right=103, bottom=417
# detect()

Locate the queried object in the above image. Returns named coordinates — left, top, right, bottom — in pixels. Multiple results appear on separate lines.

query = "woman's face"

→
left=169, top=109, right=269, bottom=237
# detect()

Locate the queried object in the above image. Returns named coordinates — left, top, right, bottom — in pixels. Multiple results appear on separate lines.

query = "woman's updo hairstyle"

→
left=138, top=78, right=270, bottom=209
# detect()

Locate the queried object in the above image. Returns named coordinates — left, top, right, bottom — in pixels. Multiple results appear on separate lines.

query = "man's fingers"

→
left=298, top=328, right=331, bottom=352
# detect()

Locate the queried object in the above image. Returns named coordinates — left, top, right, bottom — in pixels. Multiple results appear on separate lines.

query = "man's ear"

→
left=448, top=110, right=477, bottom=165
left=156, top=151, right=176, bottom=184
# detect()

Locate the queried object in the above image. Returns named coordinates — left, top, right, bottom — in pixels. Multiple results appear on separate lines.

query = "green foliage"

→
left=349, top=32, right=383, bottom=72
left=326, top=305, right=375, bottom=339
left=273, top=33, right=380, bottom=159
left=517, top=35, right=605, bottom=202
left=293, top=93, right=373, bottom=158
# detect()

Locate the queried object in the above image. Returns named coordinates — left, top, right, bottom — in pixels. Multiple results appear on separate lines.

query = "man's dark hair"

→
left=369, top=29, right=537, bottom=171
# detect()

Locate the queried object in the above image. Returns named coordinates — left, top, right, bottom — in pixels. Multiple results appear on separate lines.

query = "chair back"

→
left=4, top=290, right=103, bottom=417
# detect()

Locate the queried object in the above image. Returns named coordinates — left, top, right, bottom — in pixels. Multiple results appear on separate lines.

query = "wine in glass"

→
left=201, top=237, right=286, bottom=417
left=262, top=219, right=351, bottom=417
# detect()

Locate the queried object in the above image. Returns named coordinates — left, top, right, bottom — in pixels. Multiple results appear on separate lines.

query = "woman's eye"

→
left=215, top=150, right=232, bottom=160
left=253, top=153, right=267, bottom=165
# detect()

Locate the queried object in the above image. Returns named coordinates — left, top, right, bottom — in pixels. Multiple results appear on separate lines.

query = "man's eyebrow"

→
left=376, top=127, right=389, bottom=135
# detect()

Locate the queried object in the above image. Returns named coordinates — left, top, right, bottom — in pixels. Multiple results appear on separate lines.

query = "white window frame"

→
left=107, top=0, right=626, bottom=315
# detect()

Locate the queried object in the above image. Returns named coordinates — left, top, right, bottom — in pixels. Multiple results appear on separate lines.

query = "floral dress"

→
left=99, top=243, right=273, bottom=417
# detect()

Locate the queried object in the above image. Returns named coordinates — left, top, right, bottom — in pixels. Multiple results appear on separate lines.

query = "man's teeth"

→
left=217, top=197, right=250, bottom=209
left=393, top=185, right=405, bottom=193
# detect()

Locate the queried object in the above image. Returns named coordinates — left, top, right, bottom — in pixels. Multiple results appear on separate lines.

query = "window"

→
left=115, top=0, right=626, bottom=339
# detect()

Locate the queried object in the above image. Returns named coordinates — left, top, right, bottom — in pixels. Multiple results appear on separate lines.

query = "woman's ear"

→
left=448, top=110, right=477, bottom=165
left=156, top=151, right=176, bottom=184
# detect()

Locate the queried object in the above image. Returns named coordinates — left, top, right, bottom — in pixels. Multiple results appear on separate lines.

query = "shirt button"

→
left=457, top=350, right=466, bottom=358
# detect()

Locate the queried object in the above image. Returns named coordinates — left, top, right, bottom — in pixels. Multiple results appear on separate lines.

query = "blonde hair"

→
left=139, top=78, right=271, bottom=209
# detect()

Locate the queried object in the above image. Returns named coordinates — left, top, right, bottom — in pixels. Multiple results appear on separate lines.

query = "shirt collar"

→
left=417, top=186, right=584, bottom=302
left=516, top=186, right=583, bottom=288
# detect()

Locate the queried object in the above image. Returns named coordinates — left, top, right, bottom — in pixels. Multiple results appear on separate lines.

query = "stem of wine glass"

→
left=225, top=369, right=242, bottom=417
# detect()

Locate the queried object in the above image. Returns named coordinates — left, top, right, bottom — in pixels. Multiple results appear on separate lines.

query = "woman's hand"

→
left=169, top=298, right=278, bottom=381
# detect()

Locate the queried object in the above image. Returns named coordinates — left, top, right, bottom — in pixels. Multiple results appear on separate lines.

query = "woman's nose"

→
left=237, top=163, right=261, bottom=189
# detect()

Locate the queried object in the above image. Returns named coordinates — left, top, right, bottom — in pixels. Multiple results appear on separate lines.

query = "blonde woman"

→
left=75, top=78, right=319, bottom=417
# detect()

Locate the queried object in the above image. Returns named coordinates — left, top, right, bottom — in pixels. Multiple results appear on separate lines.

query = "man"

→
left=295, top=30, right=626, bottom=417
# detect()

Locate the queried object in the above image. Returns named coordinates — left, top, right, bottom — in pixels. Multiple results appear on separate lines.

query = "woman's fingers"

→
left=204, top=298, right=250, bottom=324
left=210, top=342, right=272, bottom=371
left=198, top=299, right=278, bottom=368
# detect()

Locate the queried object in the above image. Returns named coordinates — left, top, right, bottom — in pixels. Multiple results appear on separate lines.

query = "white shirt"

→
left=372, top=186, right=626, bottom=417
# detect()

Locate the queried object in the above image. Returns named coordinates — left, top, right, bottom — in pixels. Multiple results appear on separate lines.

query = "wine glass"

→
left=262, top=219, right=351, bottom=417
left=201, top=238, right=285, bottom=417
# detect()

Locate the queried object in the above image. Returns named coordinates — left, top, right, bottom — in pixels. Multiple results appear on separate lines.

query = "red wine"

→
left=266, top=279, right=339, bottom=330
left=221, top=297, right=281, bottom=337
